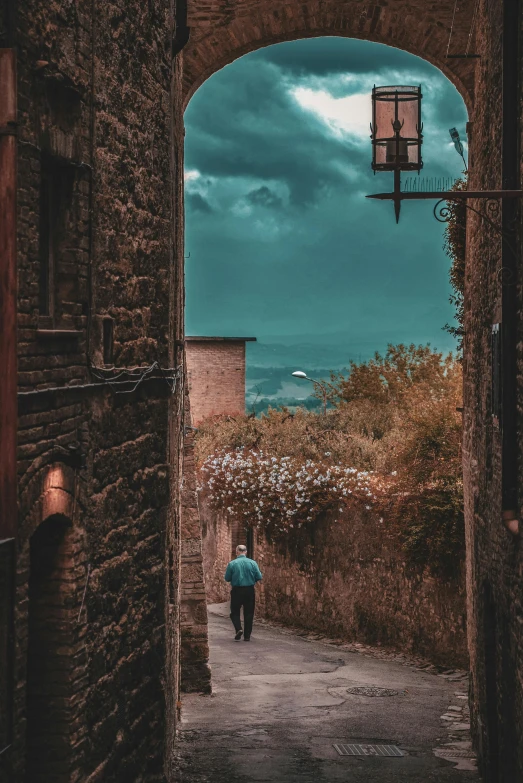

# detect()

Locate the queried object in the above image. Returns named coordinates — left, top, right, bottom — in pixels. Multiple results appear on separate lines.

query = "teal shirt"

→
left=224, top=555, right=263, bottom=587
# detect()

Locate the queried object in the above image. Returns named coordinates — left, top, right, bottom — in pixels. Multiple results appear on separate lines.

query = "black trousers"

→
left=230, top=585, right=256, bottom=638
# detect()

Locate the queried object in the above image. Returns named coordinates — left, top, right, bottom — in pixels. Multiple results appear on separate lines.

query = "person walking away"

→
left=224, top=544, right=262, bottom=641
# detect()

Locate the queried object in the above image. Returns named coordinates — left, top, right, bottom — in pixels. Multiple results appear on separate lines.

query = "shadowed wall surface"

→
left=8, top=0, right=183, bottom=779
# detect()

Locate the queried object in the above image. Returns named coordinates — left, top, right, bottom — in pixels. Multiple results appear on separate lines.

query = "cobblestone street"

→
left=176, top=605, right=479, bottom=782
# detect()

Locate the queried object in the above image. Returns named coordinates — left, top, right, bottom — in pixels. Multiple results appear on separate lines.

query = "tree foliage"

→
left=443, top=176, right=467, bottom=353
left=324, top=343, right=458, bottom=407
left=196, top=344, right=464, bottom=575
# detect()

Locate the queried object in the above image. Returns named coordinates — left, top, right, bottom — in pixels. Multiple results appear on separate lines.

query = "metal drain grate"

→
left=334, top=743, right=404, bottom=757
left=343, top=686, right=399, bottom=697
left=434, top=749, right=476, bottom=759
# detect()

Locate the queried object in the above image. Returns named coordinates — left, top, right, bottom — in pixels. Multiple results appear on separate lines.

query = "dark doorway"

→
left=483, top=581, right=499, bottom=783
left=25, top=515, right=74, bottom=783
left=500, top=614, right=518, bottom=782
left=246, top=527, right=254, bottom=559
left=230, top=518, right=254, bottom=559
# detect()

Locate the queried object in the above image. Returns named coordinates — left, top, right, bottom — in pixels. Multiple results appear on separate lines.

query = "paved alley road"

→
left=177, top=606, right=479, bottom=782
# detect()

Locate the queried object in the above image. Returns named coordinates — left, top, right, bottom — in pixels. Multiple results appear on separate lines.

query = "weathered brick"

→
left=185, top=337, right=253, bottom=424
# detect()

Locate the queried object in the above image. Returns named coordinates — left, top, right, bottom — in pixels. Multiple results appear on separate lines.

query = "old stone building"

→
left=0, top=0, right=185, bottom=779
left=0, top=1, right=522, bottom=782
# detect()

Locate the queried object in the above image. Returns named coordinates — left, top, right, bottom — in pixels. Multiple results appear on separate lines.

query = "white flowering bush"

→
left=200, top=449, right=376, bottom=534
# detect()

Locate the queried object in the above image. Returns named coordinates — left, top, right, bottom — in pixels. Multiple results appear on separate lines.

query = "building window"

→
left=38, top=158, right=75, bottom=323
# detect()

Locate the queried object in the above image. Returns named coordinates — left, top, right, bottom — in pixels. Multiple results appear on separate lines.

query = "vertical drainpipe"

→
left=167, top=0, right=191, bottom=746
left=0, top=50, right=17, bottom=540
left=172, top=0, right=190, bottom=56
left=501, top=0, right=520, bottom=531
left=498, top=5, right=521, bottom=779
left=0, top=43, right=17, bottom=769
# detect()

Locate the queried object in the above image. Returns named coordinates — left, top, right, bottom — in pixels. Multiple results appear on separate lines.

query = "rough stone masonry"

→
left=200, top=495, right=469, bottom=669
left=2, top=0, right=184, bottom=780
left=1, top=1, right=522, bottom=782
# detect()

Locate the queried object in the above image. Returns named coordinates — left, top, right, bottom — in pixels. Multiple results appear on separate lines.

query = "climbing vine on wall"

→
left=201, top=450, right=377, bottom=534
left=443, top=176, right=467, bottom=354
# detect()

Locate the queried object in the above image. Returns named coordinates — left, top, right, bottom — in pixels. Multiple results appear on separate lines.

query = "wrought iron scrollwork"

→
left=433, top=197, right=517, bottom=265
left=433, top=199, right=453, bottom=223
left=433, top=197, right=500, bottom=230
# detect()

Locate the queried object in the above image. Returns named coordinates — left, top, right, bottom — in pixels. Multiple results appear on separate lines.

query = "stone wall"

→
left=462, top=2, right=523, bottom=780
left=7, top=0, right=185, bottom=779
left=182, top=0, right=477, bottom=109
left=201, top=496, right=468, bottom=668
left=180, top=391, right=211, bottom=694
left=185, top=337, right=254, bottom=425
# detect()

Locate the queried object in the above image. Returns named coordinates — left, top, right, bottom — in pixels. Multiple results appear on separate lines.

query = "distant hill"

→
left=245, top=334, right=457, bottom=407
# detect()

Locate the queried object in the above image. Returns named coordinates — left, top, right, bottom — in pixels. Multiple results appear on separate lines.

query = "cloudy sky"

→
left=184, top=37, right=468, bottom=362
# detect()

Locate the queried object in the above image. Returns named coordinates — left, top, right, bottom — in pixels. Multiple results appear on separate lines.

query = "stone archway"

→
left=182, top=1, right=477, bottom=110
left=179, top=0, right=477, bottom=700
left=177, top=5, right=523, bottom=780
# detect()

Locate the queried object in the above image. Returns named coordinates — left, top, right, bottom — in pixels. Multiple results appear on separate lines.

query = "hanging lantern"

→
left=371, top=86, right=423, bottom=173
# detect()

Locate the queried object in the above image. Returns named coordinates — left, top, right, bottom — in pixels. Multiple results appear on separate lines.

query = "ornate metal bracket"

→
left=432, top=197, right=519, bottom=265
left=366, top=180, right=523, bottom=226
left=433, top=196, right=499, bottom=227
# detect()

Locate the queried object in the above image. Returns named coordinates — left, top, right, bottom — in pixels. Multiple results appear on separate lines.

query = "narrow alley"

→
left=177, top=606, right=479, bottom=782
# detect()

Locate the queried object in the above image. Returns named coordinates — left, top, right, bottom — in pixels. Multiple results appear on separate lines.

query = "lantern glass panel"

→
left=373, top=86, right=422, bottom=171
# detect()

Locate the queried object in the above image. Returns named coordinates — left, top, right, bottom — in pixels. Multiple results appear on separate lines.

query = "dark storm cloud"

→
left=184, top=38, right=468, bottom=352
left=246, top=186, right=284, bottom=209
left=249, top=37, right=437, bottom=79
left=185, top=57, right=358, bottom=206
left=186, top=192, right=213, bottom=213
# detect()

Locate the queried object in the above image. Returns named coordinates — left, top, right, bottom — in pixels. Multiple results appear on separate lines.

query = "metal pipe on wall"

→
left=172, top=0, right=190, bottom=56
left=0, top=49, right=17, bottom=542
left=501, top=0, right=520, bottom=525
left=0, top=46, right=17, bottom=775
